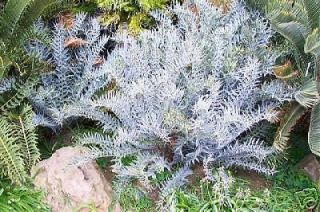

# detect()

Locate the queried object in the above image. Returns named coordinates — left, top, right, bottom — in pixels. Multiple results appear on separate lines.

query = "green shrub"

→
left=95, top=0, right=169, bottom=34
left=0, top=0, right=60, bottom=79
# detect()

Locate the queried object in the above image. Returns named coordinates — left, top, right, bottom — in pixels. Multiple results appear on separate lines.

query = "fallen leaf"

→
left=93, top=56, right=104, bottom=65
left=58, top=11, right=74, bottom=29
left=64, top=38, right=89, bottom=48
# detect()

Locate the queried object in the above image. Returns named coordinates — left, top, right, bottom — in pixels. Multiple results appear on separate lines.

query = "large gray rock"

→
left=32, top=147, right=114, bottom=212
left=297, top=154, right=320, bottom=183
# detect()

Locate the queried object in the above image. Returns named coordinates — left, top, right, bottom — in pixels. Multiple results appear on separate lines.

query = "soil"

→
left=103, top=164, right=116, bottom=183
left=233, top=169, right=271, bottom=190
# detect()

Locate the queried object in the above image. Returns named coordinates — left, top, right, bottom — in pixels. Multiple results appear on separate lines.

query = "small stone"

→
left=297, top=154, right=320, bottom=183
left=32, top=147, right=114, bottom=212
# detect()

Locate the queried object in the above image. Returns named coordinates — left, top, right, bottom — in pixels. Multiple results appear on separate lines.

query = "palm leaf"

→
left=273, top=103, right=307, bottom=152
left=305, top=28, right=320, bottom=58
left=309, top=103, right=320, bottom=156
left=295, top=78, right=320, bottom=107
left=272, top=21, right=307, bottom=51
left=303, top=0, right=320, bottom=29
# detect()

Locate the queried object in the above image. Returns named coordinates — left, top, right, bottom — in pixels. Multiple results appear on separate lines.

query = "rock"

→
left=297, top=154, right=320, bottom=183
left=32, top=147, right=114, bottom=212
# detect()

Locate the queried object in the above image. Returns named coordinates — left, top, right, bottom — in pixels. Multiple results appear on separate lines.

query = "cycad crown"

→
left=29, top=0, right=294, bottom=197
left=79, top=0, right=294, bottom=193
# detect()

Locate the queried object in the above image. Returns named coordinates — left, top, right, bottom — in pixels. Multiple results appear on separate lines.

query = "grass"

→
left=119, top=183, right=154, bottom=211
left=175, top=172, right=319, bottom=211
left=0, top=180, right=49, bottom=212
left=116, top=131, right=320, bottom=211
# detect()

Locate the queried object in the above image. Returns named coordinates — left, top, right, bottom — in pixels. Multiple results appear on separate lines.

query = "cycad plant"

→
left=245, top=0, right=320, bottom=156
left=29, top=0, right=293, bottom=202
left=79, top=0, right=292, bottom=199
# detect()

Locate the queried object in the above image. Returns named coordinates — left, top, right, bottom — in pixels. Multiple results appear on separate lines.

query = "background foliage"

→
left=0, top=180, right=49, bottom=212
left=246, top=0, right=320, bottom=158
left=96, top=0, right=169, bottom=34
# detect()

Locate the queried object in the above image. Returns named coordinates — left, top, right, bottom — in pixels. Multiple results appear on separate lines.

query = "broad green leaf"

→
left=303, top=0, right=320, bottom=29
left=272, top=21, right=307, bottom=51
left=305, top=28, right=320, bottom=57
left=295, top=78, right=320, bottom=107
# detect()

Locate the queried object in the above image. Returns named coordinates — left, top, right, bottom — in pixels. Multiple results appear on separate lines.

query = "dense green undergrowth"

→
left=0, top=181, right=49, bottom=212
left=118, top=165, right=320, bottom=211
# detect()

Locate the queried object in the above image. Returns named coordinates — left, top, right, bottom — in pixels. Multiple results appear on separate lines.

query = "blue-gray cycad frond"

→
left=27, top=13, right=118, bottom=130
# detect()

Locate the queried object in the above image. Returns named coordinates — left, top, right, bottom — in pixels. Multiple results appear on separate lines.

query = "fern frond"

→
left=17, top=0, right=58, bottom=38
left=0, top=117, right=26, bottom=184
left=16, top=105, right=40, bottom=169
left=0, top=0, right=33, bottom=40
left=1, top=75, right=38, bottom=110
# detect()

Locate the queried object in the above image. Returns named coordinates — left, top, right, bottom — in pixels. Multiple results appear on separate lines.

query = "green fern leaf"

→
left=0, top=118, right=26, bottom=184
left=16, top=0, right=58, bottom=40
left=0, top=0, right=33, bottom=40
left=16, top=105, right=40, bottom=169
left=1, top=76, right=38, bottom=111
